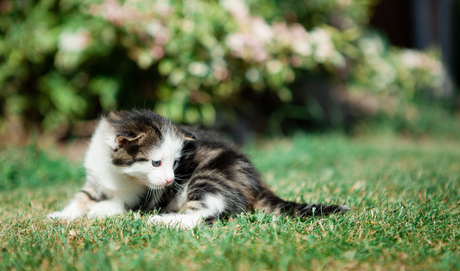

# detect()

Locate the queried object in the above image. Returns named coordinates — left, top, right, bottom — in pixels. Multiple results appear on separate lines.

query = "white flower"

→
left=226, top=33, right=245, bottom=57
left=251, top=17, right=273, bottom=43
left=292, top=42, right=312, bottom=57
left=373, top=59, right=396, bottom=90
left=272, top=22, right=291, bottom=46
left=252, top=49, right=269, bottom=62
left=58, top=31, right=91, bottom=53
left=245, top=68, right=260, bottom=83
left=400, top=49, right=443, bottom=75
left=266, top=60, right=283, bottom=74
left=146, top=20, right=169, bottom=45
left=290, top=24, right=312, bottom=56
left=188, top=62, right=209, bottom=77
left=358, top=36, right=385, bottom=56
left=154, top=0, right=173, bottom=16
left=221, top=0, right=249, bottom=22
left=146, top=20, right=163, bottom=36
left=310, top=28, right=334, bottom=62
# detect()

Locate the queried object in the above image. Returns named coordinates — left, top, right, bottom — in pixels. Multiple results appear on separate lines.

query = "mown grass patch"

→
left=1, top=135, right=459, bottom=270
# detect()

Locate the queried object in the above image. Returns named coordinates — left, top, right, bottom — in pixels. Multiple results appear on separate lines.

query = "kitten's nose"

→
left=165, top=179, right=174, bottom=185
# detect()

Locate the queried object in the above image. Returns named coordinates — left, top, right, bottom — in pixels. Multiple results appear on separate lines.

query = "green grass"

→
left=1, top=134, right=459, bottom=270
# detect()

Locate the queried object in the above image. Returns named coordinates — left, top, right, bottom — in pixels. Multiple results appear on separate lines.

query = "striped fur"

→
left=48, top=110, right=348, bottom=228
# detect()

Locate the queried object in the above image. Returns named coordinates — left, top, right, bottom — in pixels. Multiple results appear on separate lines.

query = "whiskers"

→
left=173, top=180, right=183, bottom=191
left=142, top=187, right=165, bottom=210
left=174, top=174, right=191, bottom=185
left=151, top=188, right=164, bottom=205
left=141, top=188, right=154, bottom=210
left=173, top=173, right=191, bottom=192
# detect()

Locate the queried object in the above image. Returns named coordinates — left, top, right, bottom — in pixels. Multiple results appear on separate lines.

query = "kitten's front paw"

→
left=148, top=214, right=200, bottom=230
left=47, top=211, right=63, bottom=219
left=47, top=211, right=80, bottom=221
left=87, top=200, right=125, bottom=218
left=47, top=201, right=84, bottom=221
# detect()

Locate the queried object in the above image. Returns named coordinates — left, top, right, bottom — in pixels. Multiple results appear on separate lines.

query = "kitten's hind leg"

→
left=149, top=194, right=226, bottom=229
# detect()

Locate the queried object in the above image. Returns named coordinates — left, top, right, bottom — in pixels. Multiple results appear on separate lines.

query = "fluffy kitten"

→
left=48, top=110, right=348, bottom=228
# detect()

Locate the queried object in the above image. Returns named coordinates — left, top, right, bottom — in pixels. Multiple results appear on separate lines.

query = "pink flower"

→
left=103, top=0, right=139, bottom=26
left=150, top=45, right=164, bottom=59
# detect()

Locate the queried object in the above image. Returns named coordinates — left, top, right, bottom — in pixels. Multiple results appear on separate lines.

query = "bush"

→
left=0, top=0, right=447, bottom=136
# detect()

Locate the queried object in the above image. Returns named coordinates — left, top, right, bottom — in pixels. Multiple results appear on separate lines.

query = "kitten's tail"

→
left=255, top=190, right=349, bottom=217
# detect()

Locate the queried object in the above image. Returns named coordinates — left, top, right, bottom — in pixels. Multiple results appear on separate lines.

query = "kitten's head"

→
left=102, top=110, right=193, bottom=189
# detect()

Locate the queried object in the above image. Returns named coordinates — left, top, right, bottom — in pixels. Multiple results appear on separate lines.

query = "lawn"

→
left=0, top=134, right=459, bottom=270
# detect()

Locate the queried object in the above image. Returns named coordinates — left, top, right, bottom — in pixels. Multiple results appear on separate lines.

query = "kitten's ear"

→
left=108, top=111, right=121, bottom=120
left=115, top=133, right=145, bottom=149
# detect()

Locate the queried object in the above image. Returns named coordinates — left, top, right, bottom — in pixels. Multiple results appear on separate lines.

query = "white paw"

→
left=47, top=211, right=63, bottom=219
left=47, top=211, right=80, bottom=221
left=87, top=200, right=125, bottom=218
left=47, top=202, right=83, bottom=221
left=149, top=214, right=202, bottom=230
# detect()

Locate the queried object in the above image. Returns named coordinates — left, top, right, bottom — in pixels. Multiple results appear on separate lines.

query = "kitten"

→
left=48, top=110, right=348, bottom=228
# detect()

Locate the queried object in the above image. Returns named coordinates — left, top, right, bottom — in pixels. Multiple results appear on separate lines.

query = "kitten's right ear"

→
left=115, top=133, right=145, bottom=150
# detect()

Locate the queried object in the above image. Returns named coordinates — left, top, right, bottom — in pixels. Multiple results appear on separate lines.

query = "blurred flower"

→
left=290, top=55, right=303, bottom=67
left=358, top=35, right=385, bottom=56
left=182, top=19, right=195, bottom=33
left=58, top=31, right=91, bottom=52
left=226, top=28, right=269, bottom=62
left=226, top=33, right=245, bottom=58
left=272, top=22, right=291, bottom=45
left=245, top=68, right=260, bottom=83
left=221, top=0, right=249, bottom=23
left=188, top=62, right=209, bottom=77
left=146, top=20, right=169, bottom=45
left=311, top=28, right=335, bottom=63
left=153, top=0, right=173, bottom=17
left=400, top=49, right=443, bottom=75
left=103, top=0, right=139, bottom=26
left=252, top=49, right=269, bottom=63
left=337, top=0, right=352, bottom=8
left=372, top=58, right=396, bottom=90
left=267, top=60, right=283, bottom=74
left=150, top=45, right=164, bottom=59
left=290, top=24, right=312, bottom=57
left=212, top=58, right=230, bottom=81
left=251, top=17, right=273, bottom=43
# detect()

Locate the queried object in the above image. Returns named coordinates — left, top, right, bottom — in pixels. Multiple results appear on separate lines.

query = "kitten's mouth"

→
left=148, top=184, right=166, bottom=190
left=148, top=180, right=173, bottom=189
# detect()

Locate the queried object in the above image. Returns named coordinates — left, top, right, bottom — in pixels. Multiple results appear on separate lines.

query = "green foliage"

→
left=0, top=0, right=120, bottom=130
left=0, top=0, right=447, bottom=133
left=1, top=135, right=459, bottom=269
left=0, top=145, right=84, bottom=191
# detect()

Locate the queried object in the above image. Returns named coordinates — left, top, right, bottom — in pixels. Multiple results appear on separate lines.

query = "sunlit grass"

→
left=1, top=134, right=459, bottom=270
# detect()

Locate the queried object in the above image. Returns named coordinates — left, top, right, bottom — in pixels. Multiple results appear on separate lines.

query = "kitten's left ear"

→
left=115, top=133, right=145, bottom=149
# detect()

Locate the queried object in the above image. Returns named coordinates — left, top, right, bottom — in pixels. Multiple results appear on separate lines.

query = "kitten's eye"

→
left=152, top=160, right=162, bottom=167
left=173, top=160, right=179, bottom=170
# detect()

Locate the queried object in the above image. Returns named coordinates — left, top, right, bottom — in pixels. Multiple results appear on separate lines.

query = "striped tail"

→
left=256, top=191, right=349, bottom=217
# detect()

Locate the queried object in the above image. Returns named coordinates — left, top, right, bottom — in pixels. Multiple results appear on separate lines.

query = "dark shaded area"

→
left=370, top=0, right=458, bottom=92
left=369, top=0, right=413, bottom=48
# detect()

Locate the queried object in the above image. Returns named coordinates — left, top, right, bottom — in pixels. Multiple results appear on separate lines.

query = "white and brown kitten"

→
left=48, top=110, right=348, bottom=228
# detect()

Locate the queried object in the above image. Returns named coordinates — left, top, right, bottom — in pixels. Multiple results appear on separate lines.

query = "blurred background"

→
left=0, top=0, right=459, bottom=151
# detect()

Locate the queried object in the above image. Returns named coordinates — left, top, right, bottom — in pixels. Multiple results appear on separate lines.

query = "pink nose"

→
left=165, top=179, right=174, bottom=185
